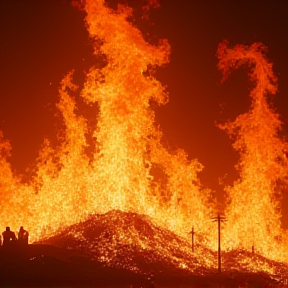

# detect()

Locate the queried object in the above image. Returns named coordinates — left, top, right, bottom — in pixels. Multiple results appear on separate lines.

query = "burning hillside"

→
left=37, top=210, right=214, bottom=275
left=0, top=0, right=287, bottom=281
left=36, top=210, right=288, bottom=283
left=0, top=0, right=214, bottom=247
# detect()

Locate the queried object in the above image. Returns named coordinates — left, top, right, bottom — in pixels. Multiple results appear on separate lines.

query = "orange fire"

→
left=0, top=0, right=213, bottom=248
left=0, top=0, right=287, bottom=275
left=217, top=40, right=288, bottom=265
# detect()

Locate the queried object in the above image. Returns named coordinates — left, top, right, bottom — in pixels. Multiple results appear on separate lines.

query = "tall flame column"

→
left=81, top=0, right=170, bottom=213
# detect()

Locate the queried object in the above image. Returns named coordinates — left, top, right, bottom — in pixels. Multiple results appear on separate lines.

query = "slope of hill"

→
left=37, top=210, right=287, bottom=285
left=38, top=209, right=214, bottom=276
left=1, top=210, right=287, bottom=287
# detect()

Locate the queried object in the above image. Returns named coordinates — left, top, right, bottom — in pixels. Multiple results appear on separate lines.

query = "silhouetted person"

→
left=18, top=226, right=29, bottom=246
left=2, top=227, right=16, bottom=249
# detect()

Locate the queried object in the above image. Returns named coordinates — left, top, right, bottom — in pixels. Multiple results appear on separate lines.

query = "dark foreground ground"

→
left=0, top=244, right=286, bottom=288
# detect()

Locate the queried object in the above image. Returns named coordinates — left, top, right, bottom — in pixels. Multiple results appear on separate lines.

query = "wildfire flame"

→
left=217, top=40, right=288, bottom=263
left=0, top=0, right=287, bottom=276
left=0, top=0, right=212, bottom=247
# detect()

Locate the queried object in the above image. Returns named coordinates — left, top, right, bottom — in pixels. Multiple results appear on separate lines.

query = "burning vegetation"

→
left=217, top=40, right=288, bottom=265
left=0, top=0, right=287, bottom=280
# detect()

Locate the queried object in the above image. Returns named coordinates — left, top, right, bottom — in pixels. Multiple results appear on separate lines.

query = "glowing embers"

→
left=37, top=210, right=288, bottom=278
left=38, top=210, right=217, bottom=275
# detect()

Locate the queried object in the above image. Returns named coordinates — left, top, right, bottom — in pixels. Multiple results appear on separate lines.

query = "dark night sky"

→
left=0, top=0, right=287, bottom=227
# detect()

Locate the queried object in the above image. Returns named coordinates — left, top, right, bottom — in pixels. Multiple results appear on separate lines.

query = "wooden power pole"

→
left=189, top=226, right=195, bottom=252
left=212, top=214, right=226, bottom=273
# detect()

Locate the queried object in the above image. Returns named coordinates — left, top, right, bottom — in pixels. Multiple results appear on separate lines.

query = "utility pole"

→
left=212, top=214, right=226, bottom=273
left=189, top=226, right=195, bottom=252
left=252, top=222, right=259, bottom=254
